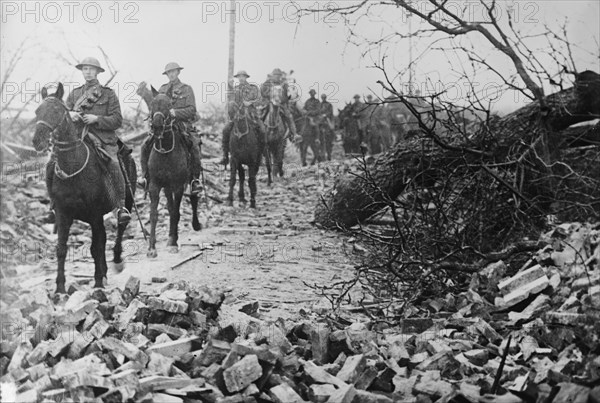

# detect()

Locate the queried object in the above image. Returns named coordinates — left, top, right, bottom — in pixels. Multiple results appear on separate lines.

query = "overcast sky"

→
left=1, top=0, right=599, bottom=116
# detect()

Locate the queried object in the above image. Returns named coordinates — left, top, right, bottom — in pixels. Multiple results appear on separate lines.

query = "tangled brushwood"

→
left=312, top=72, right=600, bottom=321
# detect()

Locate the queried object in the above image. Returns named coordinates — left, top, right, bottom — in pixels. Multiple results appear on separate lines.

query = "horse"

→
left=228, top=104, right=266, bottom=209
left=291, top=104, right=322, bottom=166
left=32, top=83, right=136, bottom=294
left=338, top=103, right=363, bottom=155
left=262, top=100, right=288, bottom=178
left=146, top=88, right=201, bottom=258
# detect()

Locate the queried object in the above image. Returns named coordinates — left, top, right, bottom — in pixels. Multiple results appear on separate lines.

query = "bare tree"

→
left=299, top=0, right=600, bottom=317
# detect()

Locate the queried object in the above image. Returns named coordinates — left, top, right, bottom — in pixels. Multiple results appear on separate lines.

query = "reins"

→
left=36, top=97, right=91, bottom=179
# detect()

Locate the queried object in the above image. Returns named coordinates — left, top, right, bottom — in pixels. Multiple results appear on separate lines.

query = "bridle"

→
left=36, top=97, right=90, bottom=179
left=152, top=110, right=176, bottom=154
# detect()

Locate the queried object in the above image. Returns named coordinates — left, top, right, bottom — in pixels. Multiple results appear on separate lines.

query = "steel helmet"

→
left=234, top=70, right=250, bottom=78
left=75, top=57, right=105, bottom=73
left=163, top=62, right=184, bottom=75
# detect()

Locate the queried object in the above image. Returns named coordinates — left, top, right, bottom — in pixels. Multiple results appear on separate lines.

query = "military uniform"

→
left=67, top=79, right=128, bottom=214
left=221, top=80, right=267, bottom=163
left=44, top=57, right=131, bottom=225
left=260, top=70, right=298, bottom=139
left=320, top=98, right=333, bottom=120
left=304, top=96, right=321, bottom=118
left=139, top=77, right=202, bottom=185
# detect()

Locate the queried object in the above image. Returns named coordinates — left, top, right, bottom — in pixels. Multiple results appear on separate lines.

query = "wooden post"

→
left=227, top=0, right=236, bottom=110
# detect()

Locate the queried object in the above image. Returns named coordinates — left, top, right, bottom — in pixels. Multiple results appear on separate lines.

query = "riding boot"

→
left=220, top=122, right=232, bottom=165
left=137, top=134, right=152, bottom=189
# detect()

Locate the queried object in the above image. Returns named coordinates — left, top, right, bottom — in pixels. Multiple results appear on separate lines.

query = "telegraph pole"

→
left=227, top=0, right=236, bottom=106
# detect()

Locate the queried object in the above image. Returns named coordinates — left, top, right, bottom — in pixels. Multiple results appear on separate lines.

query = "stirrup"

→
left=190, top=179, right=203, bottom=195
left=117, top=207, right=131, bottom=225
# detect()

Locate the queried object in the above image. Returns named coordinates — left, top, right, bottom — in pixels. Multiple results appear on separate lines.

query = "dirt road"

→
left=2, top=141, right=357, bottom=320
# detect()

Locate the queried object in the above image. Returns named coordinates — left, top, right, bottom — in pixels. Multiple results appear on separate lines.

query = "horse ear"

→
left=41, top=86, right=48, bottom=99
left=151, top=85, right=159, bottom=97
left=56, top=83, right=64, bottom=100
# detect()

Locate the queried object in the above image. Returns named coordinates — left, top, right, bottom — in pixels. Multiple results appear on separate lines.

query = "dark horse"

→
left=32, top=83, right=136, bottom=293
left=262, top=101, right=287, bottom=178
left=147, top=89, right=201, bottom=258
left=291, top=104, right=322, bottom=166
left=338, top=103, right=363, bottom=154
left=228, top=104, right=266, bottom=209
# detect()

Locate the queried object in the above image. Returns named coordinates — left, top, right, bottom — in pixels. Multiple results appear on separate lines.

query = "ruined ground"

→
left=1, top=138, right=359, bottom=320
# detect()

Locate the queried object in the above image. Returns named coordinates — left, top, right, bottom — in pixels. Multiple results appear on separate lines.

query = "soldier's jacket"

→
left=233, top=82, right=260, bottom=106
left=261, top=79, right=290, bottom=106
left=304, top=97, right=321, bottom=117
left=158, top=78, right=197, bottom=123
left=320, top=100, right=333, bottom=119
left=66, top=79, right=122, bottom=146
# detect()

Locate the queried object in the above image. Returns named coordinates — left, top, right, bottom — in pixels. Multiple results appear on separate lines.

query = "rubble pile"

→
left=0, top=222, right=599, bottom=403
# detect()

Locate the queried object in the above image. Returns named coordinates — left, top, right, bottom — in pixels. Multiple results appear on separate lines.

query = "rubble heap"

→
left=1, top=223, right=599, bottom=403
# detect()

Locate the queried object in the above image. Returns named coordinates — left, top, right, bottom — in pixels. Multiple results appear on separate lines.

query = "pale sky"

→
left=1, top=0, right=599, bottom=117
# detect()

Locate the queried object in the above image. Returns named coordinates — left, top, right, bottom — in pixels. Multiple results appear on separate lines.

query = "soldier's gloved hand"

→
left=293, top=134, right=302, bottom=144
left=169, top=109, right=176, bottom=117
left=69, top=111, right=82, bottom=122
left=82, top=114, right=98, bottom=125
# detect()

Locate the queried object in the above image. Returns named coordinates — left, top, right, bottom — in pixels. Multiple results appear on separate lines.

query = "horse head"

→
left=33, top=83, right=73, bottom=152
left=149, top=87, right=172, bottom=130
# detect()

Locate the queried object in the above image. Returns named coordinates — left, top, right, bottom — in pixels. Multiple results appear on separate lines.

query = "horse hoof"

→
left=227, top=200, right=233, bottom=207
left=192, top=220, right=202, bottom=231
left=112, top=261, right=125, bottom=273
left=239, top=198, right=247, bottom=204
left=147, top=249, right=158, bottom=259
left=250, top=201, right=256, bottom=209
left=168, top=246, right=179, bottom=254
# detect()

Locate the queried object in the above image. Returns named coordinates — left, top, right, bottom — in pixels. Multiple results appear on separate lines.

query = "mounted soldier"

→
left=220, top=70, right=266, bottom=165
left=319, top=93, right=335, bottom=160
left=44, top=57, right=131, bottom=225
left=138, top=62, right=202, bottom=195
left=260, top=67, right=299, bottom=141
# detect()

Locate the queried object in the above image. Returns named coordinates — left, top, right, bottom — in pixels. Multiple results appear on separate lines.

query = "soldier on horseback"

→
left=220, top=70, right=266, bottom=166
left=45, top=57, right=131, bottom=225
left=260, top=68, right=299, bottom=141
left=304, top=88, right=322, bottom=142
left=138, top=62, right=202, bottom=195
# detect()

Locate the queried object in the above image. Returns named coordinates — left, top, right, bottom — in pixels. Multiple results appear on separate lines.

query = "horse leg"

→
left=249, top=163, right=258, bottom=209
left=147, top=183, right=160, bottom=258
left=300, top=141, right=308, bottom=167
left=54, top=210, right=73, bottom=294
left=327, top=130, right=333, bottom=160
left=277, top=137, right=285, bottom=177
left=90, top=217, right=108, bottom=288
left=228, top=160, right=236, bottom=206
left=112, top=213, right=129, bottom=273
left=191, top=192, right=201, bottom=231
left=264, top=145, right=272, bottom=186
left=238, top=165, right=246, bottom=203
left=166, top=187, right=182, bottom=253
